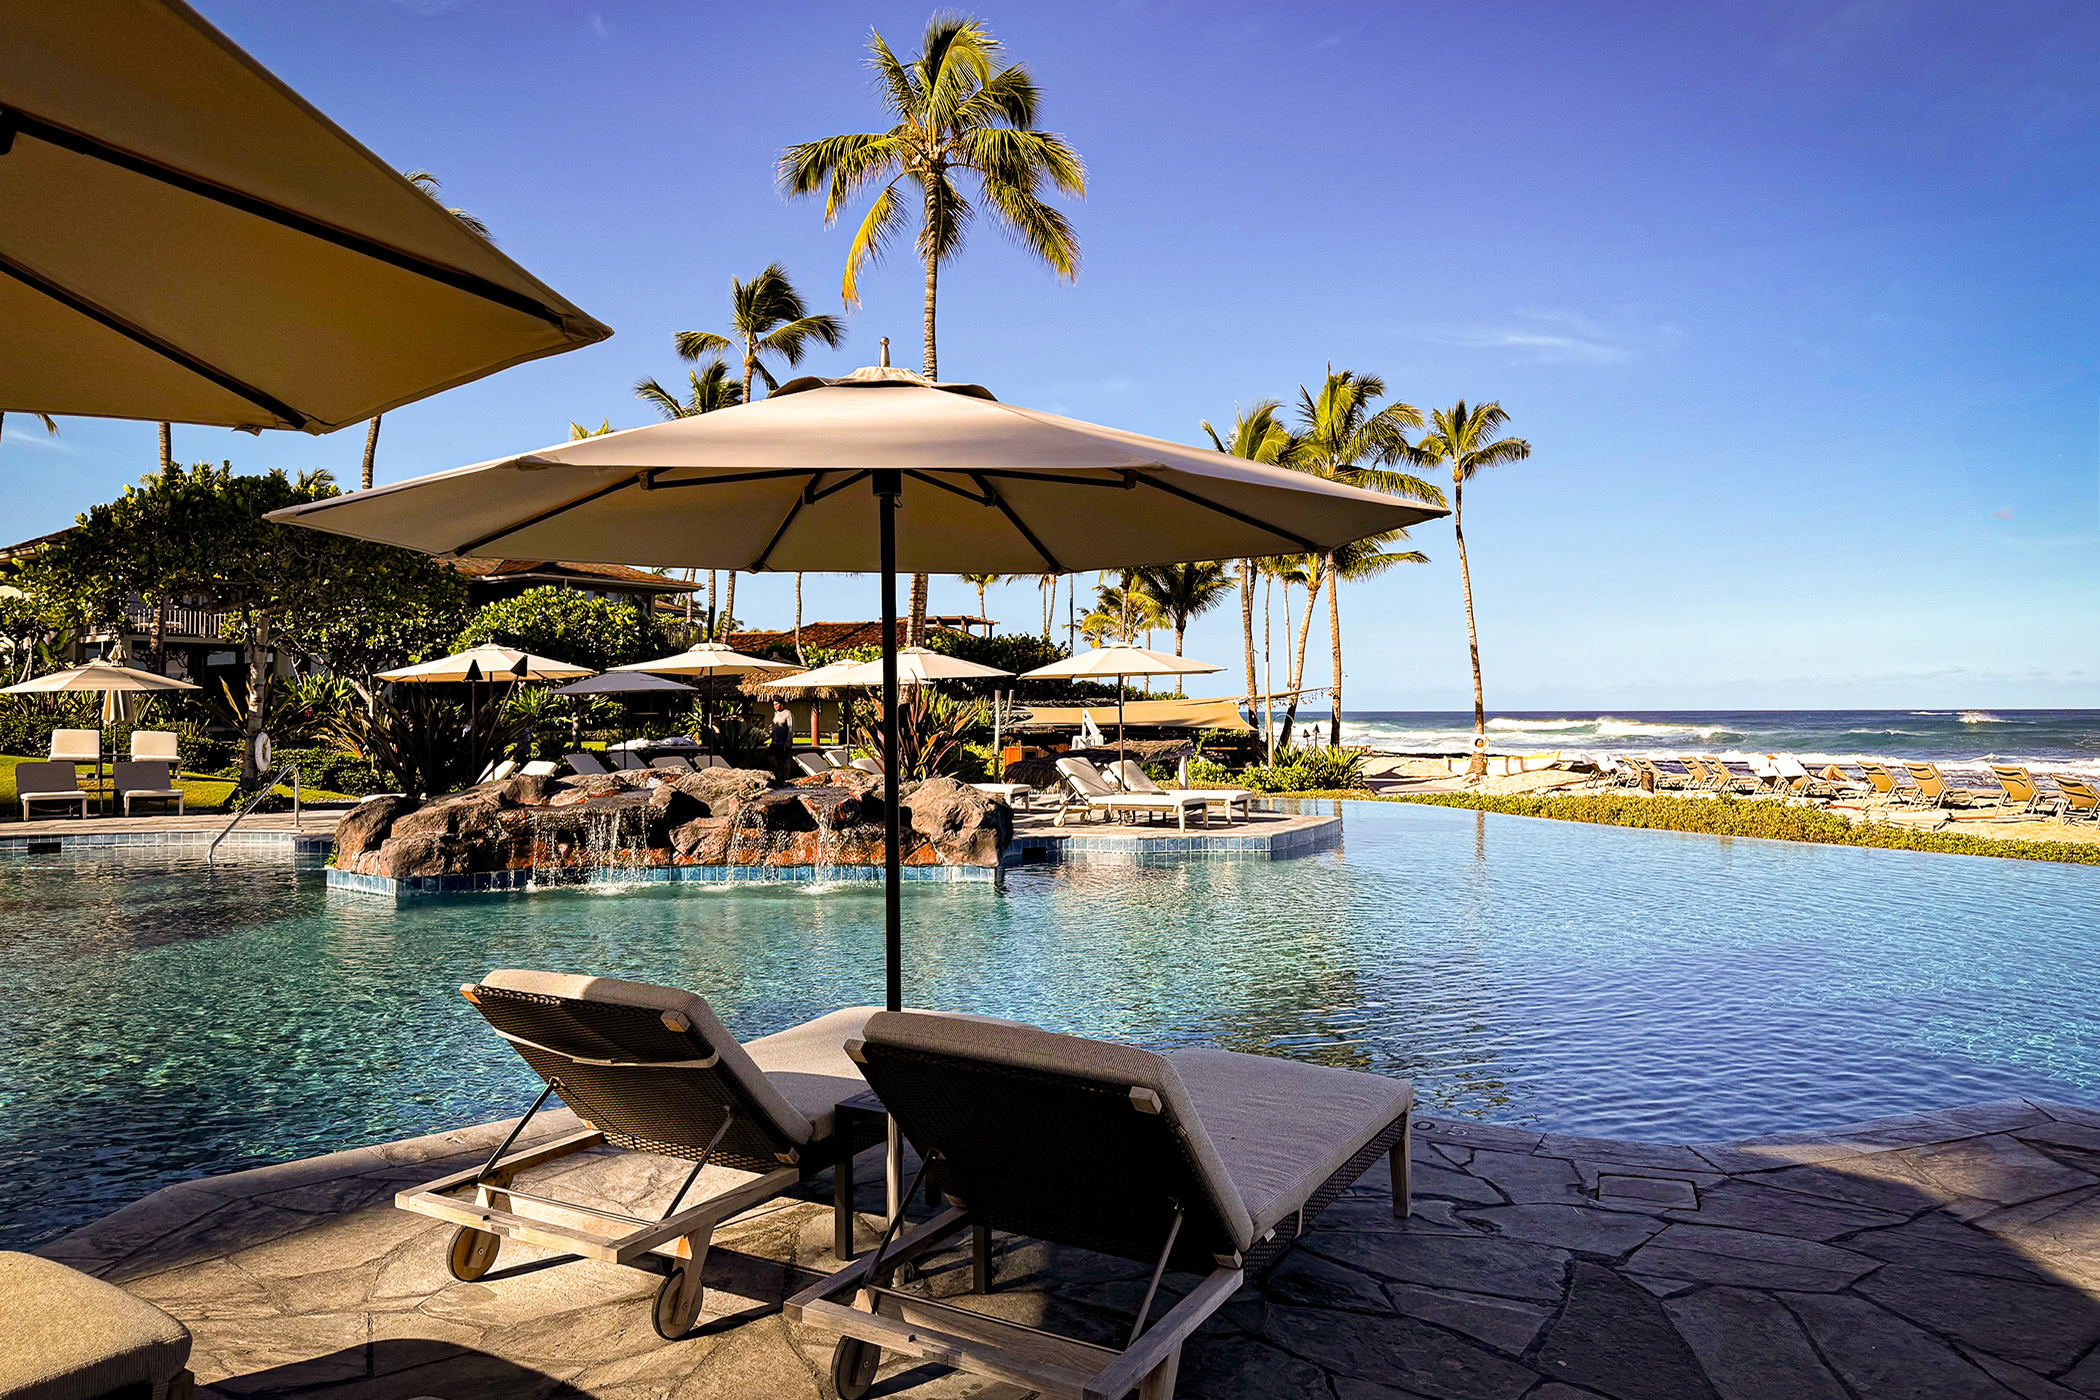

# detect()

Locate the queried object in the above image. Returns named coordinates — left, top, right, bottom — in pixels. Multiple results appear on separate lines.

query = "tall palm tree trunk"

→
left=722, top=572, right=737, bottom=638
left=1454, top=476, right=1487, bottom=780
left=1278, top=567, right=1323, bottom=750
left=359, top=417, right=381, bottom=490
left=908, top=573, right=929, bottom=646
left=707, top=571, right=718, bottom=638
left=157, top=422, right=172, bottom=469
left=1240, top=559, right=1257, bottom=714
left=909, top=224, right=940, bottom=647
left=794, top=574, right=806, bottom=663
left=1261, top=573, right=1274, bottom=762
left=1327, top=552, right=1343, bottom=748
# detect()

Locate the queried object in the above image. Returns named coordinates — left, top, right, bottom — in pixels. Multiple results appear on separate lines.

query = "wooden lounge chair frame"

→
left=790, top=1022, right=1412, bottom=1400
left=395, top=977, right=884, bottom=1342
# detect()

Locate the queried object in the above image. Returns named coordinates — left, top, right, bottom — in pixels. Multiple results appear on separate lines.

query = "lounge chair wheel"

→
left=446, top=1225, right=500, bottom=1282
left=832, top=1336, right=880, bottom=1399
left=652, top=1262, right=705, bottom=1341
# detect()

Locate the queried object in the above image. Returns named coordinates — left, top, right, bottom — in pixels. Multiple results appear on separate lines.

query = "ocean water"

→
left=3, top=799, right=2096, bottom=1249
left=1332, top=709, right=2100, bottom=775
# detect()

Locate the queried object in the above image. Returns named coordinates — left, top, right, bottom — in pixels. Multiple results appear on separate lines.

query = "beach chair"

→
left=16, top=761, right=90, bottom=820
left=114, top=760, right=183, bottom=816
left=1902, top=761, right=1981, bottom=809
left=850, top=755, right=885, bottom=776
left=1109, top=758, right=1250, bottom=825
left=649, top=755, right=695, bottom=774
left=1774, top=755, right=1857, bottom=800
left=1705, top=756, right=1766, bottom=795
left=130, top=729, right=180, bottom=764
left=475, top=758, right=518, bottom=785
left=1987, top=764, right=2049, bottom=816
left=564, top=751, right=612, bottom=776
left=520, top=760, right=559, bottom=777
left=0, top=1251, right=195, bottom=1400
left=824, top=748, right=853, bottom=769
left=794, top=753, right=833, bottom=778
left=1625, top=756, right=1687, bottom=791
left=789, top=1011, right=1414, bottom=1400
left=2052, top=775, right=2098, bottom=824
left=1054, top=757, right=1209, bottom=830
left=1675, top=755, right=1720, bottom=790
left=49, top=728, right=99, bottom=765
left=609, top=749, right=649, bottom=772
left=1854, top=761, right=1911, bottom=804
left=395, top=971, right=887, bottom=1342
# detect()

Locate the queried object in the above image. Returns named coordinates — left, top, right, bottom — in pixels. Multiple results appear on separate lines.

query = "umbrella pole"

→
left=876, top=471, right=904, bottom=1227
left=1117, top=674, right=1126, bottom=761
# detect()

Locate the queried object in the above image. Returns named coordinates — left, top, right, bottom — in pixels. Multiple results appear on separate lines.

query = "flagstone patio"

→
left=34, top=1098, right=2100, bottom=1399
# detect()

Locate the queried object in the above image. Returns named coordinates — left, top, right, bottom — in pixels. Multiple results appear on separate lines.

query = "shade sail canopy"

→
left=551, top=672, right=694, bottom=697
left=1014, top=697, right=1252, bottom=733
left=265, top=368, right=1447, bottom=570
left=0, top=0, right=609, bottom=432
left=610, top=641, right=797, bottom=678
left=375, top=645, right=591, bottom=683
left=1, top=658, right=199, bottom=693
left=828, top=646, right=1012, bottom=688
left=1020, top=645, right=1222, bottom=680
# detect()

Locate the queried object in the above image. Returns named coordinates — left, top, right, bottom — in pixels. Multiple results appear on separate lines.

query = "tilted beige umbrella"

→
left=375, top=645, right=591, bottom=684
left=0, top=0, right=609, bottom=432
left=269, top=367, right=1447, bottom=1021
left=611, top=641, right=798, bottom=677
left=827, top=645, right=1011, bottom=688
left=3, top=658, right=200, bottom=809
left=758, top=658, right=868, bottom=692
left=1020, top=644, right=1222, bottom=754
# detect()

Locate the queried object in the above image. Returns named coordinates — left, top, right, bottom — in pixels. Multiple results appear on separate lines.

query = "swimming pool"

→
left=3, top=799, right=2094, bottom=1249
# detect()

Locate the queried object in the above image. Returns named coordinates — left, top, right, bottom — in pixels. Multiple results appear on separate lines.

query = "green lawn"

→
left=0, top=753, right=357, bottom=821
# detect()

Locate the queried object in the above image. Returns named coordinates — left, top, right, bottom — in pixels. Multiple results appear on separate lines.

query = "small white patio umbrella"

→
left=375, top=645, right=591, bottom=684
left=827, top=646, right=1011, bottom=688
left=613, top=641, right=796, bottom=743
left=3, top=658, right=199, bottom=809
left=1020, top=645, right=1221, bottom=755
left=552, top=671, right=696, bottom=751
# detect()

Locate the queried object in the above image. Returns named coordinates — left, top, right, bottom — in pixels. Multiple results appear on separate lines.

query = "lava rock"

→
left=331, top=794, right=414, bottom=865
left=675, top=766, right=775, bottom=808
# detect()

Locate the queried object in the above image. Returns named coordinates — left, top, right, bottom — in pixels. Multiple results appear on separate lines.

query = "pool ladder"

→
left=207, top=763, right=301, bottom=863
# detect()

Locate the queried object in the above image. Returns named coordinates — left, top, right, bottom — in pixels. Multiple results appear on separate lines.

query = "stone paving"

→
left=34, top=1098, right=2100, bottom=1399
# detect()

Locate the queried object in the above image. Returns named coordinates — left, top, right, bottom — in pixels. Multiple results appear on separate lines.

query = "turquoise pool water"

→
left=3, top=800, right=2095, bottom=1249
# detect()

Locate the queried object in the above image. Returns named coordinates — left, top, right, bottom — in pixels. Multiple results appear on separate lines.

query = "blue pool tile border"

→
left=1009, top=814, right=1340, bottom=865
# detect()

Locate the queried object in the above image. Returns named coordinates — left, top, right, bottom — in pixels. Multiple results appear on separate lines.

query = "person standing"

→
left=769, top=698, right=795, bottom=776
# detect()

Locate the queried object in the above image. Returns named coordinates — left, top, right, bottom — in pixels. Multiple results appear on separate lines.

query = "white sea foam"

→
left=1485, top=717, right=1591, bottom=732
left=1959, top=711, right=2003, bottom=724
left=1595, top=719, right=1728, bottom=739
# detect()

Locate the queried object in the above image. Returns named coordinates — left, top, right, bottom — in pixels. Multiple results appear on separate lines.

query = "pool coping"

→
left=0, top=826, right=334, bottom=856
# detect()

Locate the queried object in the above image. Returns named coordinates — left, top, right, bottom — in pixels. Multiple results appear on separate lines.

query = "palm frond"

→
left=980, top=180, right=1078, bottom=280
left=955, top=63, right=1040, bottom=132
left=778, top=132, right=900, bottom=212
left=632, top=377, right=684, bottom=421
left=674, top=330, right=734, bottom=363
left=967, top=127, right=1087, bottom=199
left=758, top=313, right=847, bottom=363
left=864, top=30, right=921, bottom=117
left=842, top=181, right=909, bottom=307
left=920, top=15, right=997, bottom=128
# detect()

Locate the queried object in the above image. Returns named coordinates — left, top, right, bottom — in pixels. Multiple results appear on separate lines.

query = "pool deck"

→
left=0, top=809, right=342, bottom=855
left=34, top=1097, right=2100, bottom=1399
left=1010, top=802, right=1340, bottom=861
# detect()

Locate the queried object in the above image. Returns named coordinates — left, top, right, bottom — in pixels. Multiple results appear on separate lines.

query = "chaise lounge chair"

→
left=1988, top=764, right=2050, bottom=816
left=394, top=971, right=887, bottom=1341
left=1054, top=757, right=1210, bottom=830
left=794, top=752, right=834, bottom=778
left=564, top=751, right=612, bottom=777
left=115, top=760, right=184, bottom=816
left=2052, top=774, right=2098, bottom=824
left=1902, top=761, right=1983, bottom=809
left=1109, top=758, right=1250, bottom=825
left=789, top=1011, right=1415, bottom=1400
left=0, top=1251, right=195, bottom=1400
left=16, top=760, right=90, bottom=820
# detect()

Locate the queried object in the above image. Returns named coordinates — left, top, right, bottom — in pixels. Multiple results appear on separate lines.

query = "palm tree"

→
left=1324, top=530, right=1428, bottom=737
left=781, top=14, right=1085, bottom=645
left=1202, top=403, right=1297, bottom=716
left=360, top=171, right=491, bottom=490
left=1132, top=563, right=1234, bottom=694
left=0, top=412, right=59, bottom=445
left=635, top=360, right=745, bottom=635
left=674, top=263, right=845, bottom=406
left=157, top=422, right=172, bottom=470
left=1292, top=370, right=1443, bottom=746
left=1412, top=401, right=1531, bottom=778
left=958, top=573, right=1001, bottom=629
left=568, top=419, right=615, bottom=438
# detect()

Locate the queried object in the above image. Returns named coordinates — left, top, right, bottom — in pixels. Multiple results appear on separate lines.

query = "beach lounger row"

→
left=1592, top=751, right=2096, bottom=822
left=393, top=970, right=1413, bottom=1399
left=1053, top=756, right=1252, bottom=829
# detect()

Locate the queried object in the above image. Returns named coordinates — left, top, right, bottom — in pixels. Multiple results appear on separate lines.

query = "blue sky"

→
left=6, top=0, right=2096, bottom=709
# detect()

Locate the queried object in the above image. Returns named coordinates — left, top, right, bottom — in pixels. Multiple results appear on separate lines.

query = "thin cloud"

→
left=589, top=12, right=610, bottom=39
left=1409, top=308, right=1677, bottom=367
left=1992, top=506, right=2015, bottom=520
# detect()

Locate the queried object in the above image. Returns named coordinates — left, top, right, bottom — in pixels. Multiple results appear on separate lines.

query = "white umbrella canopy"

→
left=758, top=659, right=869, bottom=692
left=0, top=0, right=608, bottom=432
left=263, top=367, right=1444, bottom=571
left=1, top=658, right=200, bottom=694
left=611, top=642, right=798, bottom=678
left=375, top=645, right=591, bottom=684
left=829, top=646, right=1011, bottom=688
left=1021, top=646, right=1222, bottom=754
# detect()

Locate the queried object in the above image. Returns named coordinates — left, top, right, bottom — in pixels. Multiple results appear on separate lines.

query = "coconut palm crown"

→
left=777, top=14, right=1086, bottom=381
left=1202, top=401, right=1300, bottom=715
left=674, top=263, right=845, bottom=404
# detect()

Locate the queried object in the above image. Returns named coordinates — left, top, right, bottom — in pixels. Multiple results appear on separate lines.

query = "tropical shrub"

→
left=852, top=689, right=989, bottom=780
left=454, top=586, right=663, bottom=673
left=1186, top=756, right=1232, bottom=787
left=323, top=686, right=529, bottom=798
left=1294, top=745, right=1367, bottom=790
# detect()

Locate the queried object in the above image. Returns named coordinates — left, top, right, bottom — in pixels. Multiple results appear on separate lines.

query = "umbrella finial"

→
left=879, top=336, right=890, bottom=367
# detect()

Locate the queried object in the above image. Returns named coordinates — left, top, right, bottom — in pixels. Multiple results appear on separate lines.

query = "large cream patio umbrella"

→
left=375, top=645, right=591, bottom=684
left=612, top=641, right=798, bottom=747
left=267, top=366, right=1448, bottom=1019
left=1020, top=644, right=1221, bottom=756
left=3, top=658, right=199, bottom=809
left=827, top=645, right=1011, bottom=688
left=0, top=0, right=609, bottom=433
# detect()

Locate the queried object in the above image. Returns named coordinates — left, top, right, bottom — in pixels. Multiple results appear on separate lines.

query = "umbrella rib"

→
left=447, top=473, right=644, bottom=556
left=972, top=468, right=1135, bottom=490
left=750, top=480, right=818, bottom=572
left=803, top=470, right=872, bottom=503
left=902, top=470, right=994, bottom=506
left=648, top=469, right=823, bottom=490
left=0, top=105, right=572, bottom=331
left=0, top=249, right=311, bottom=429
left=1131, top=475, right=1321, bottom=553
left=967, top=473, right=1064, bottom=573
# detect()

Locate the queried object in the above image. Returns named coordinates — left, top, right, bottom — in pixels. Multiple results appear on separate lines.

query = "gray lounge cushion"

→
left=1165, top=1047, right=1412, bottom=1241
left=743, top=1007, right=881, bottom=1142
left=0, top=1250, right=191, bottom=1400
left=480, top=970, right=871, bottom=1147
